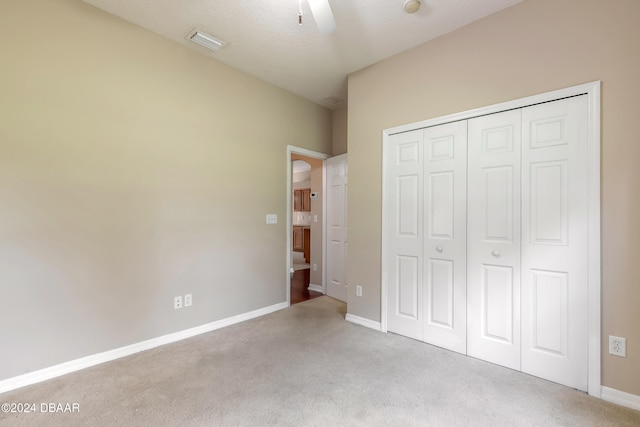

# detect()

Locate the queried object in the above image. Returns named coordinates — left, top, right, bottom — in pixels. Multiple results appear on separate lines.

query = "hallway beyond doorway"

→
left=290, top=269, right=322, bottom=305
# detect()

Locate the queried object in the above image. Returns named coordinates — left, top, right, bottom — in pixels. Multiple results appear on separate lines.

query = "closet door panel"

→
left=482, top=265, right=514, bottom=343
left=521, top=95, right=589, bottom=391
left=428, top=171, right=454, bottom=238
left=467, top=110, right=522, bottom=370
left=482, top=166, right=514, bottom=241
left=386, top=130, right=424, bottom=340
left=423, top=121, right=468, bottom=354
left=530, top=161, right=568, bottom=245
left=428, top=258, right=454, bottom=327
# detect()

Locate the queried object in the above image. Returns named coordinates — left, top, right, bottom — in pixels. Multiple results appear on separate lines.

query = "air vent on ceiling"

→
left=323, top=96, right=344, bottom=107
left=186, top=29, right=227, bottom=52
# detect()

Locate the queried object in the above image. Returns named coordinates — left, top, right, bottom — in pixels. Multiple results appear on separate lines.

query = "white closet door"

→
left=521, top=95, right=588, bottom=391
left=384, top=90, right=594, bottom=392
left=467, top=110, right=522, bottom=370
left=422, top=121, right=468, bottom=354
left=386, top=130, right=424, bottom=340
left=326, top=153, right=348, bottom=302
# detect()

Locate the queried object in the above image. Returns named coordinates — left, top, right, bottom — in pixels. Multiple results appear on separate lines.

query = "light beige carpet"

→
left=1, top=296, right=639, bottom=426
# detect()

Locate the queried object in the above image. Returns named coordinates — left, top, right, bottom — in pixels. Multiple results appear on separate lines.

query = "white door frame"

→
left=380, top=81, right=601, bottom=397
left=286, top=145, right=331, bottom=305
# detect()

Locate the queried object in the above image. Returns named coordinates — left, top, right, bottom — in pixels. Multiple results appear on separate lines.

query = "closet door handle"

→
left=492, top=250, right=500, bottom=257
left=436, top=246, right=444, bottom=253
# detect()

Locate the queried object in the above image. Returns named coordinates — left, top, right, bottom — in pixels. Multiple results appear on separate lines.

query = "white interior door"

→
left=467, top=109, right=522, bottom=370
left=386, top=130, right=424, bottom=340
left=326, top=154, right=348, bottom=302
left=422, top=121, right=468, bottom=354
left=521, top=95, right=588, bottom=391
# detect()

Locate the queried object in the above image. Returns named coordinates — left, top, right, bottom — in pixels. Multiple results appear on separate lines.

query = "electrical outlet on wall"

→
left=356, top=285, right=362, bottom=297
left=184, top=294, right=192, bottom=307
left=609, top=335, right=627, bottom=357
left=174, top=296, right=183, bottom=310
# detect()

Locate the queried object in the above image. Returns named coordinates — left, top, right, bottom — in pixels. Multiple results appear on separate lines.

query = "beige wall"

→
left=332, top=107, right=348, bottom=155
left=0, top=0, right=332, bottom=381
left=347, top=0, right=640, bottom=395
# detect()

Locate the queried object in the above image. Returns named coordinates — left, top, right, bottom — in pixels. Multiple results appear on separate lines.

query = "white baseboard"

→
left=0, top=301, right=288, bottom=395
left=346, top=313, right=382, bottom=331
left=601, top=386, right=640, bottom=411
left=307, top=283, right=324, bottom=293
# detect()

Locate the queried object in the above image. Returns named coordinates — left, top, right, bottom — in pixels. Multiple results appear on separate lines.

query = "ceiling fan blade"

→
left=308, top=0, right=337, bottom=34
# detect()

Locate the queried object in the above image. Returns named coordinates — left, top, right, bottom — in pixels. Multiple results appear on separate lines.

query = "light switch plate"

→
left=266, top=214, right=277, bottom=224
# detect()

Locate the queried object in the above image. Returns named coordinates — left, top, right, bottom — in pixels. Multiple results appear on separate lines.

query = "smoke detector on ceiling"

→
left=403, top=0, right=422, bottom=14
left=186, top=29, right=227, bottom=52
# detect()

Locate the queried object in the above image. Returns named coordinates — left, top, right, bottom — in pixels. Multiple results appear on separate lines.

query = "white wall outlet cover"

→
left=609, top=335, right=627, bottom=357
left=184, top=294, right=192, bottom=307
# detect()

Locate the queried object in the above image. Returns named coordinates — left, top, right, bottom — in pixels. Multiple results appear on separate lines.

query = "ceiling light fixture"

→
left=403, top=0, right=422, bottom=14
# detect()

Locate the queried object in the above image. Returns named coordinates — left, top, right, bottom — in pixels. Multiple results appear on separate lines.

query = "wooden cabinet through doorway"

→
left=294, top=189, right=311, bottom=212
left=293, top=226, right=310, bottom=263
left=293, top=226, right=304, bottom=251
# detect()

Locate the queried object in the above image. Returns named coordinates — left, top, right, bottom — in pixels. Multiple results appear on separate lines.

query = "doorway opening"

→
left=287, top=146, right=330, bottom=305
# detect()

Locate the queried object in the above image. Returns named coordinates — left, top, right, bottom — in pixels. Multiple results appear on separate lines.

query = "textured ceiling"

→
left=82, top=0, right=522, bottom=109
